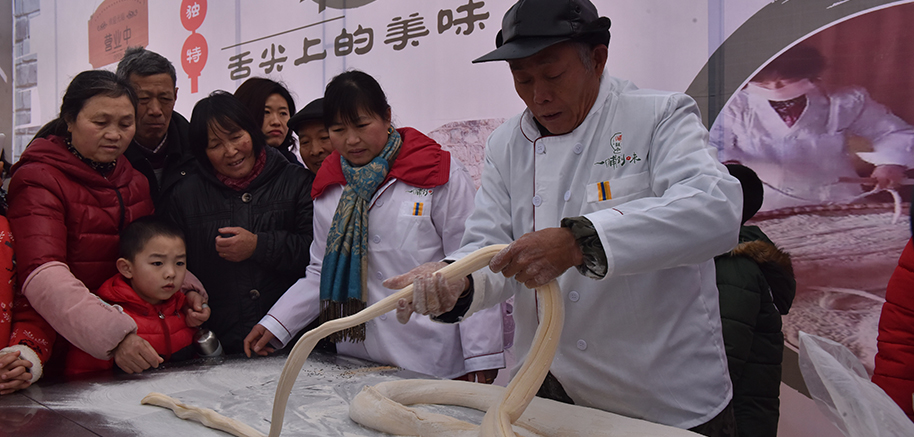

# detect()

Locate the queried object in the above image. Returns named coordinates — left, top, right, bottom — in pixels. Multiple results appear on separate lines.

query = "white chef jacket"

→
left=712, top=85, right=914, bottom=210
left=260, top=156, right=505, bottom=379
left=449, top=73, right=742, bottom=429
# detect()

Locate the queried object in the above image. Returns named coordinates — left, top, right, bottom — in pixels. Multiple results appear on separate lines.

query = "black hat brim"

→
left=472, top=36, right=571, bottom=63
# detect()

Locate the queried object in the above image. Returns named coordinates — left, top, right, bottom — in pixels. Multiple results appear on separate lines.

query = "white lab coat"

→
left=261, top=156, right=505, bottom=379
left=450, top=73, right=742, bottom=429
left=712, top=85, right=914, bottom=210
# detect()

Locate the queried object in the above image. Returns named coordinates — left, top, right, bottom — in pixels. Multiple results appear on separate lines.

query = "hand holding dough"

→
left=142, top=245, right=700, bottom=437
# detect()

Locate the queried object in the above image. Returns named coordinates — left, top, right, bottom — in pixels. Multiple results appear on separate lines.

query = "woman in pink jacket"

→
left=7, top=70, right=206, bottom=377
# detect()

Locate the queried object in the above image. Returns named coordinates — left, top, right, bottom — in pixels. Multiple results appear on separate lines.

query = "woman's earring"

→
left=388, top=127, right=393, bottom=135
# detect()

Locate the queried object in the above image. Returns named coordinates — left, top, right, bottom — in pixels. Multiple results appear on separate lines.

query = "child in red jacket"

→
left=0, top=216, right=55, bottom=394
left=66, top=216, right=211, bottom=375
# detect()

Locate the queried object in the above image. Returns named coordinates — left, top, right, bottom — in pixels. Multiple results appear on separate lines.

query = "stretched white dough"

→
left=142, top=245, right=700, bottom=436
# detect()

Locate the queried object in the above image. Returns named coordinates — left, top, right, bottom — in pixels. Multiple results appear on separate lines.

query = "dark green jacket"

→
left=123, top=111, right=197, bottom=208
left=715, top=225, right=795, bottom=437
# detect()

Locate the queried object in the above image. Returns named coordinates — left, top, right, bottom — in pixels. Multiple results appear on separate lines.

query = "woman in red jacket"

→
left=873, top=204, right=914, bottom=421
left=6, top=70, right=203, bottom=376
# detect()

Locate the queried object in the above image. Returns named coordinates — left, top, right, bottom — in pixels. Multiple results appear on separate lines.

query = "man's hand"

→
left=0, top=351, right=32, bottom=395
left=490, top=227, right=583, bottom=289
left=455, top=369, right=499, bottom=384
left=215, top=227, right=258, bottom=262
left=383, top=262, right=468, bottom=324
left=871, top=164, right=907, bottom=190
left=243, top=324, right=276, bottom=358
left=113, top=333, right=163, bottom=374
left=183, top=291, right=211, bottom=328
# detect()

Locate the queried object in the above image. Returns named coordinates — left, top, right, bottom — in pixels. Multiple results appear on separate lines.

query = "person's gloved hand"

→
left=383, top=262, right=468, bottom=324
left=490, top=227, right=583, bottom=289
left=871, top=164, right=907, bottom=190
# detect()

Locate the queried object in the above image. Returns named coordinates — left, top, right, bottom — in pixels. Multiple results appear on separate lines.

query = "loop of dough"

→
left=143, top=244, right=700, bottom=436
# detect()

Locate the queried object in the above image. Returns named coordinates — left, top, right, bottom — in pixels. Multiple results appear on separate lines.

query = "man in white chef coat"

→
left=385, top=0, right=742, bottom=435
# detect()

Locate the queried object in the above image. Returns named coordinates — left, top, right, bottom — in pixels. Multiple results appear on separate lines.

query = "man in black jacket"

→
left=117, top=47, right=197, bottom=206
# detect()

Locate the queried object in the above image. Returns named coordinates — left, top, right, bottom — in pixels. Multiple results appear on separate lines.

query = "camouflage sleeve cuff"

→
left=561, top=216, right=608, bottom=280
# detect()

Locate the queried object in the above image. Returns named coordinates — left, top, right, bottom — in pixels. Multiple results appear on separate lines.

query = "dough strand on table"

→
left=141, top=392, right=266, bottom=437
left=142, top=244, right=700, bottom=436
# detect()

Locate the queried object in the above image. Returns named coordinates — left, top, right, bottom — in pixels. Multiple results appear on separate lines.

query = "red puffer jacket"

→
left=8, top=135, right=154, bottom=291
left=873, top=238, right=914, bottom=421
left=66, top=274, right=196, bottom=375
left=7, top=135, right=154, bottom=370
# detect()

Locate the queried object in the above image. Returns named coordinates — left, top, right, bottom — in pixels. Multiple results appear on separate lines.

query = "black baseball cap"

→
left=473, top=0, right=611, bottom=63
left=288, top=98, right=324, bottom=132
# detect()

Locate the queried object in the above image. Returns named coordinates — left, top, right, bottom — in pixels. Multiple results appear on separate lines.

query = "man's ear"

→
left=116, top=258, right=134, bottom=279
left=592, top=44, right=609, bottom=77
left=174, top=87, right=179, bottom=102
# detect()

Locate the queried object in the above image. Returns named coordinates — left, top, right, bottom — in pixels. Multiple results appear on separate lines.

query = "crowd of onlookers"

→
left=0, top=46, right=505, bottom=393
left=1, top=0, right=913, bottom=435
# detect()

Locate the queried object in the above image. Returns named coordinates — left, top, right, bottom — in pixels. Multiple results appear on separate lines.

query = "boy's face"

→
left=117, top=235, right=187, bottom=305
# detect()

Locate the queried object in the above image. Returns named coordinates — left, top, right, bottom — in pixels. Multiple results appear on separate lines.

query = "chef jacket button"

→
left=577, top=339, right=587, bottom=351
left=573, top=143, right=584, bottom=155
left=242, top=193, right=253, bottom=203
left=568, top=291, right=580, bottom=302
left=376, top=271, right=383, bottom=280
left=535, top=144, right=545, bottom=154
left=379, top=314, right=388, bottom=321
left=532, top=195, right=542, bottom=207
left=564, top=190, right=572, bottom=202
left=375, top=199, right=384, bottom=207
left=249, top=289, right=260, bottom=300
left=372, top=235, right=381, bottom=244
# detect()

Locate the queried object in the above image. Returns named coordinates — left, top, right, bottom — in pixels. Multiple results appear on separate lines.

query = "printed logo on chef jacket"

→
left=595, top=131, right=641, bottom=169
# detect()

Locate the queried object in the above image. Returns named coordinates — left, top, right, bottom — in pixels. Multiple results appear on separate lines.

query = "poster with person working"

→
left=696, top=0, right=914, bottom=380
left=11, top=0, right=912, bottom=435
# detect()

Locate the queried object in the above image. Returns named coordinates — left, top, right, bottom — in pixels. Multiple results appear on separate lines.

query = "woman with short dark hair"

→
left=160, top=91, right=314, bottom=354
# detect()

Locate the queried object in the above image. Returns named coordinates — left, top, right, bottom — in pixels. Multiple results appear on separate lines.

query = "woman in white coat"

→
left=243, top=70, right=504, bottom=382
left=711, top=44, right=914, bottom=211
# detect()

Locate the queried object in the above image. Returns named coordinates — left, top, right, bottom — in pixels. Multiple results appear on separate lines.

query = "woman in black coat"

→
left=160, top=91, right=313, bottom=354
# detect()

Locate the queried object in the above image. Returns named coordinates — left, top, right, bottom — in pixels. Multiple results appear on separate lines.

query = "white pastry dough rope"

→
left=143, top=244, right=698, bottom=436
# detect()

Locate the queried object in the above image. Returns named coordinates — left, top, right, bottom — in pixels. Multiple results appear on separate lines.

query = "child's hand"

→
left=0, top=351, right=33, bottom=395
left=183, top=291, right=211, bottom=328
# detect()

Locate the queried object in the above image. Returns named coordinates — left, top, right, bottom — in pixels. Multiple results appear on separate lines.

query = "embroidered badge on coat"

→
left=407, top=188, right=433, bottom=196
left=595, top=132, right=642, bottom=168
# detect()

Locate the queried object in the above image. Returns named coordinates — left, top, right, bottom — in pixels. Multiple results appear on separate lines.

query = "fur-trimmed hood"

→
left=726, top=225, right=797, bottom=314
